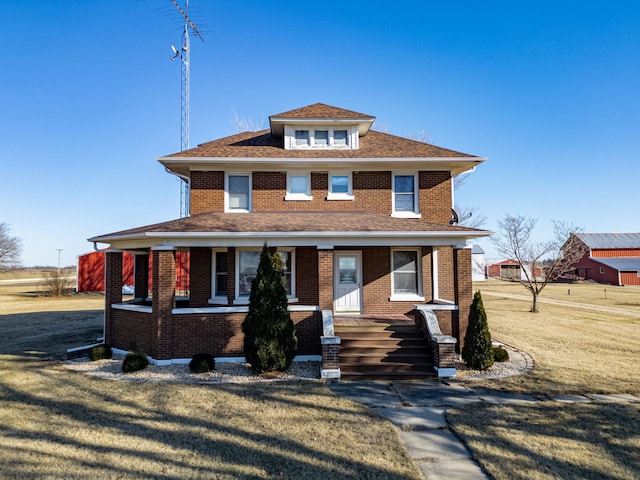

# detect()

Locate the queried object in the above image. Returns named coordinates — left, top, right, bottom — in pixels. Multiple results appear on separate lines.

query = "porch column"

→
left=152, top=246, right=176, bottom=360
left=453, top=246, right=473, bottom=354
left=317, top=246, right=334, bottom=311
left=133, top=252, right=149, bottom=300
left=317, top=246, right=340, bottom=379
left=104, top=249, right=123, bottom=346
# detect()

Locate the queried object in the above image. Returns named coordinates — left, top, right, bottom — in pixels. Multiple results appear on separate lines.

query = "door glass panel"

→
left=339, top=256, right=357, bottom=284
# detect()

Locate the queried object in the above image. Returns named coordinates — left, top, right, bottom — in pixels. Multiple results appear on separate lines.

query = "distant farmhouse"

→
left=569, top=233, right=640, bottom=286
left=471, top=245, right=486, bottom=281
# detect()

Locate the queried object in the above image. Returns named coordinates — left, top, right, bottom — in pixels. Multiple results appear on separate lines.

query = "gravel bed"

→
left=64, top=355, right=321, bottom=384
left=454, top=342, right=534, bottom=380
left=64, top=342, right=532, bottom=383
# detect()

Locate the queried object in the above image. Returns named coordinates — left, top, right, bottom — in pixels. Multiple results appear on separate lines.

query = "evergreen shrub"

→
left=242, top=243, right=298, bottom=374
left=493, top=346, right=510, bottom=362
left=189, top=353, right=215, bottom=373
left=89, top=344, right=112, bottom=361
left=122, top=351, right=149, bottom=373
left=462, top=291, right=495, bottom=370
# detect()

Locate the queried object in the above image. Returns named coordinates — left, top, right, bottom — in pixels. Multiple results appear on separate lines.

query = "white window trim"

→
left=233, top=247, right=298, bottom=305
left=209, top=248, right=228, bottom=305
left=285, top=172, right=313, bottom=201
left=327, top=171, right=355, bottom=201
left=390, top=248, right=425, bottom=302
left=224, top=172, right=252, bottom=213
left=391, top=172, right=421, bottom=218
left=284, top=126, right=358, bottom=150
left=599, top=266, right=605, bottom=274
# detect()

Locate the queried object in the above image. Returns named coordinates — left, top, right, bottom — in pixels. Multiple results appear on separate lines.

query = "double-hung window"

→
left=210, top=249, right=228, bottom=304
left=327, top=172, right=354, bottom=200
left=392, top=173, right=420, bottom=217
left=286, top=172, right=312, bottom=200
left=235, top=248, right=296, bottom=303
left=391, top=249, right=424, bottom=300
left=225, top=173, right=251, bottom=212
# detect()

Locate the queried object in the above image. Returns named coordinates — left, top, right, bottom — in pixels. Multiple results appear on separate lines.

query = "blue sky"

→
left=2, top=1, right=639, bottom=267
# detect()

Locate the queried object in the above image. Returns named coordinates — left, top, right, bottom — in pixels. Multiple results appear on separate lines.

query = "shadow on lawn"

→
left=0, top=310, right=104, bottom=356
left=446, top=401, right=640, bottom=480
left=0, top=359, right=418, bottom=480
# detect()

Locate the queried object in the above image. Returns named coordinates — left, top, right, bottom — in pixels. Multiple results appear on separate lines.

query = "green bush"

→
left=189, top=353, right=215, bottom=373
left=462, top=291, right=495, bottom=370
left=89, top=344, right=112, bottom=361
left=493, top=346, right=510, bottom=362
left=122, top=351, right=149, bottom=373
left=242, top=243, right=298, bottom=374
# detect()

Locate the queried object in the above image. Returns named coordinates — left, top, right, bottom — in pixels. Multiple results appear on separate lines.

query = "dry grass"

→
left=447, top=402, right=640, bottom=480
left=446, top=279, right=640, bottom=480
left=469, top=280, right=640, bottom=396
left=0, top=284, right=421, bottom=480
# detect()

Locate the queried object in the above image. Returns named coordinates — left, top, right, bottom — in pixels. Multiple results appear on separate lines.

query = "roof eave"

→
left=90, top=229, right=494, bottom=250
left=269, top=116, right=375, bottom=137
left=157, top=156, right=487, bottom=178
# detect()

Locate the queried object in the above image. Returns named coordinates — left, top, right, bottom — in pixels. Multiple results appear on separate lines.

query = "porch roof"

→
left=89, top=211, right=492, bottom=250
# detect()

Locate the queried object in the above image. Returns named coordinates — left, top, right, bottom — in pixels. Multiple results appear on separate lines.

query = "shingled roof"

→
left=269, top=103, right=374, bottom=120
left=163, top=129, right=476, bottom=159
left=89, top=211, right=489, bottom=248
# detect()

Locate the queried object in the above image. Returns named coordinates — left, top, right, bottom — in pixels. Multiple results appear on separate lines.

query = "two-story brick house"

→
left=89, top=103, right=490, bottom=379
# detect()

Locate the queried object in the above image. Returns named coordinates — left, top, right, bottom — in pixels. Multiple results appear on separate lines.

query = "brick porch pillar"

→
left=133, top=252, right=149, bottom=300
left=453, top=246, right=472, bottom=354
left=104, top=250, right=123, bottom=347
left=152, top=246, right=176, bottom=361
left=317, top=247, right=334, bottom=311
left=189, top=247, right=212, bottom=307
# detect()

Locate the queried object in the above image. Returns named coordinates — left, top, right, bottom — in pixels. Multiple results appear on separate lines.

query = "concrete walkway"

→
left=328, top=380, right=640, bottom=480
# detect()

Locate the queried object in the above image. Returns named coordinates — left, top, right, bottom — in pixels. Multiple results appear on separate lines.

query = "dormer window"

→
left=284, top=126, right=358, bottom=150
left=295, top=130, right=309, bottom=146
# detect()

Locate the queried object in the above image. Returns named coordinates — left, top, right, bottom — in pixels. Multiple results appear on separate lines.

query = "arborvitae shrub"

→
left=462, top=291, right=495, bottom=370
left=122, top=351, right=149, bottom=373
left=189, top=353, right=215, bottom=373
left=493, top=346, right=510, bottom=362
left=242, top=243, right=298, bottom=374
left=89, top=344, right=112, bottom=361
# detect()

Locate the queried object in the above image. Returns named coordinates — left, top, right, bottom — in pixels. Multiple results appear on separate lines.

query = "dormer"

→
left=269, top=103, right=375, bottom=150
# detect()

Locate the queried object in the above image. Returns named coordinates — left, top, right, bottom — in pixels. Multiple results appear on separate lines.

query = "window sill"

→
left=390, top=294, right=425, bottom=302
left=208, top=297, right=228, bottom=305
left=326, top=193, right=355, bottom=201
left=234, top=297, right=299, bottom=306
left=391, top=212, right=422, bottom=219
left=284, top=194, right=313, bottom=201
left=224, top=209, right=251, bottom=213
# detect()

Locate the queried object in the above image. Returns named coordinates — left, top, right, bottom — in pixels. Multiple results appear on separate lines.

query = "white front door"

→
left=334, top=251, right=362, bottom=313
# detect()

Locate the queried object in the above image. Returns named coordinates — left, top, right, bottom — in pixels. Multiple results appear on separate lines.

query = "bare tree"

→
left=231, top=107, right=265, bottom=132
left=0, top=223, right=22, bottom=270
left=454, top=205, right=488, bottom=229
left=491, top=214, right=587, bottom=312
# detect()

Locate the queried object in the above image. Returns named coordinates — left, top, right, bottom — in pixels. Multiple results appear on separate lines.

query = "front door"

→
left=334, top=251, right=362, bottom=313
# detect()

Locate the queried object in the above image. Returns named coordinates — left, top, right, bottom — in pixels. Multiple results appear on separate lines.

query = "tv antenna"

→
left=169, top=0, right=204, bottom=218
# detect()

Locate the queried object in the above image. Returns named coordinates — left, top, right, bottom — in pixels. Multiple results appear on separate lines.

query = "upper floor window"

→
left=295, top=130, right=309, bottom=146
left=285, top=126, right=357, bottom=149
left=285, top=172, right=312, bottom=201
left=392, top=172, right=420, bottom=218
left=327, top=172, right=354, bottom=200
left=225, top=173, right=251, bottom=212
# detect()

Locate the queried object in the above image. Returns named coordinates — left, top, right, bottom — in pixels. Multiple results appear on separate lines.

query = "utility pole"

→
left=56, top=249, right=63, bottom=275
left=169, top=0, right=204, bottom=218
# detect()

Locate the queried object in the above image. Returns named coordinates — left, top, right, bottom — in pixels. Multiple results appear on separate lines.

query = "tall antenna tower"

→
left=169, top=0, right=204, bottom=218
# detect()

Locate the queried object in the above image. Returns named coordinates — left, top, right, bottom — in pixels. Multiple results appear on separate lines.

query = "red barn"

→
left=486, top=259, right=543, bottom=281
left=569, top=233, right=640, bottom=286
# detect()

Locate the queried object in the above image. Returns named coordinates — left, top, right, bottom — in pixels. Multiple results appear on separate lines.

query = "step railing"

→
left=414, top=305, right=457, bottom=378
left=320, top=310, right=341, bottom=379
